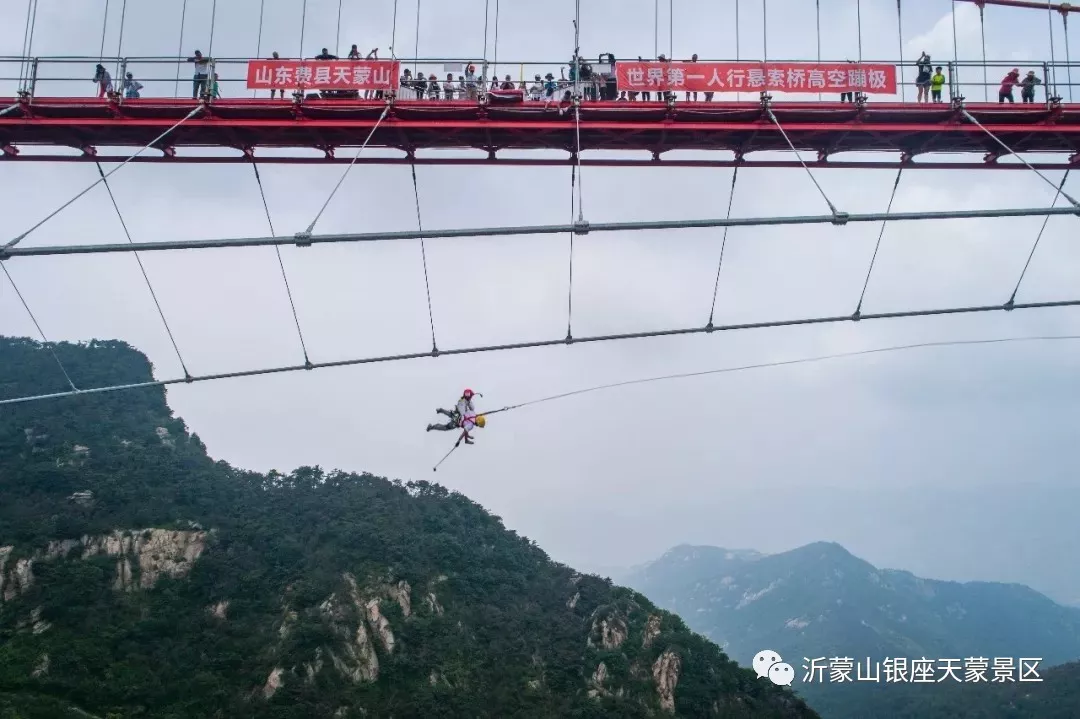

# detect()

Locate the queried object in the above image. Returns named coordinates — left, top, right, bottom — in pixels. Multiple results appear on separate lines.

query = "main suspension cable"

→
left=1007, top=169, right=1070, bottom=305
left=766, top=108, right=842, bottom=217
left=0, top=262, right=78, bottom=392
left=95, top=161, right=190, bottom=378
left=855, top=167, right=904, bottom=317
left=961, top=109, right=1080, bottom=207
left=251, top=162, right=311, bottom=365
left=3, top=104, right=204, bottom=251
left=410, top=163, right=438, bottom=352
left=706, top=166, right=739, bottom=328
left=301, top=104, right=390, bottom=237
left=5, top=300, right=1080, bottom=408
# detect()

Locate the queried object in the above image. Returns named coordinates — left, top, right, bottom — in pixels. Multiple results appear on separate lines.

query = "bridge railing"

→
left=0, top=55, right=1077, bottom=107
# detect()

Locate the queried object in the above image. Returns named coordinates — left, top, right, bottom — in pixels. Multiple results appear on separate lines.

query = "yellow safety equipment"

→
left=476, top=415, right=487, bottom=428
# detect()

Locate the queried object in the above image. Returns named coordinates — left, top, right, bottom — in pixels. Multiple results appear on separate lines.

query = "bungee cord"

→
left=469, top=334, right=1080, bottom=422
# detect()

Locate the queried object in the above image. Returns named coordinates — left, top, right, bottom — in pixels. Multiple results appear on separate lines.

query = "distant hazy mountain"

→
left=624, top=542, right=1080, bottom=718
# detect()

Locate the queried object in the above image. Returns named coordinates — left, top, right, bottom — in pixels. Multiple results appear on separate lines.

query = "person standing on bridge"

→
left=930, top=67, right=946, bottom=103
left=998, top=68, right=1021, bottom=103
left=92, top=64, right=113, bottom=99
left=187, top=51, right=211, bottom=99
left=1020, top=70, right=1042, bottom=103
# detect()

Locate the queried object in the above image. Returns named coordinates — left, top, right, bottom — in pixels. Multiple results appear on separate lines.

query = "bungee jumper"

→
left=430, top=389, right=489, bottom=472
left=427, top=388, right=485, bottom=444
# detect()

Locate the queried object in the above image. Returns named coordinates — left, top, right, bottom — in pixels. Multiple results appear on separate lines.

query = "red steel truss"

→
left=2, top=97, right=1080, bottom=169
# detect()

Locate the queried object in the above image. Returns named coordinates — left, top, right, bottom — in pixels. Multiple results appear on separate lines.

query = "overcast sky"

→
left=2, top=0, right=1080, bottom=607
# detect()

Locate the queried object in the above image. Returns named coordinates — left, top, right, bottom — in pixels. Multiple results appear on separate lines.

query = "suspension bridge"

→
left=2, top=0, right=1080, bottom=408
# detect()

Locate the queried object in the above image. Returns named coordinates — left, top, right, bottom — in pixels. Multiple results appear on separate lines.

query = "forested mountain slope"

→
left=0, top=337, right=818, bottom=719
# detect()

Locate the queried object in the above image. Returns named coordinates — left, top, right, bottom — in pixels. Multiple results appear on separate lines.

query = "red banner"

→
left=246, top=60, right=400, bottom=91
left=615, top=62, right=898, bottom=95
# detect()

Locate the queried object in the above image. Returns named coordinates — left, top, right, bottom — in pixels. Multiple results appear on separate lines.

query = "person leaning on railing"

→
left=1020, top=70, right=1042, bottom=103
left=186, top=50, right=212, bottom=98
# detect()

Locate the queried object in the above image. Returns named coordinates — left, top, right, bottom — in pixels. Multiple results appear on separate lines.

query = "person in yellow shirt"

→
left=930, top=66, right=946, bottom=103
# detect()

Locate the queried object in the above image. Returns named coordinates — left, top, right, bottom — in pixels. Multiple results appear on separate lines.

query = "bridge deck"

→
left=2, top=98, right=1080, bottom=167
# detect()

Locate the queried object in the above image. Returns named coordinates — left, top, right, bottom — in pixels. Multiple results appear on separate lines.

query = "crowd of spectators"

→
left=84, top=48, right=1047, bottom=106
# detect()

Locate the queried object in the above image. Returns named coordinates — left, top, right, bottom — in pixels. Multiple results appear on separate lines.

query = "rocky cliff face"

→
left=1, top=528, right=208, bottom=601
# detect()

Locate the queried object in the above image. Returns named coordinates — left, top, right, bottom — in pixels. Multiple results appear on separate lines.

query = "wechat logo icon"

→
left=753, top=649, right=795, bottom=687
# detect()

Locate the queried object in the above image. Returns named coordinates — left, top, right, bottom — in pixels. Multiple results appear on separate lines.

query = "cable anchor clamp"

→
left=1003, top=298, right=1016, bottom=311
left=565, top=332, right=574, bottom=345
left=573, top=220, right=590, bottom=235
left=705, top=321, right=715, bottom=333
left=294, top=231, right=313, bottom=247
left=831, top=211, right=850, bottom=226
left=430, top=345, right=440, bottom=357
left=851, top=308, right=862, bottom=321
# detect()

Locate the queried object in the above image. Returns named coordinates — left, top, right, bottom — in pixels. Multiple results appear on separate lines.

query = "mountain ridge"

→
left=0, top=335, right=819, bottom=718
left=624, top=541, right=1080, bottom=718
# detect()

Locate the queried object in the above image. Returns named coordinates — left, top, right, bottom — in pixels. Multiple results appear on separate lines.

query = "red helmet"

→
left=463, top=388, right=474, bottom=398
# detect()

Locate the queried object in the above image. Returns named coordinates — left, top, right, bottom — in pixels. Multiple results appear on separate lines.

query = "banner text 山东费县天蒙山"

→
left=246, top=59, right=401, bottom=91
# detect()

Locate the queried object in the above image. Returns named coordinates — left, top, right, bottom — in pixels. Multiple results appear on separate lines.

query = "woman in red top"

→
left=999, top=69, right=1021, bottom=103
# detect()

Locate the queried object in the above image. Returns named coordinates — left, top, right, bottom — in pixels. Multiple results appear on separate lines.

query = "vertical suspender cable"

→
left=299, top=0, right=308, bottom=58
left=736, top=0, right=741, bottom=100
left=493, top=0, right=500, bottom=73
left=18, top=0, right=34, bottom=92
left=336, top=0, right=343, bottom=57
left=414, top=0, right=422, bottom=74
left=669, top=0, right=674, bottom=57
left=482, top=0, right=489, bottom=84
left=979, top=5, right=988, bottom=101
left=252, top=163, right=312, bottom=366
left=1048, top=0, right=1058, bottom=97
left=857, top=0, right=863, bottom=62
left=1064, top=14, right=1073, bottom=102
left=707, top=167, right=739, bottom=328
left=114, top=0, right=127, bottom=83
left=762, top=0, right=768, bottom=63
left=99, top=0, right=110, bottom=61
left=816, top=0, right=821, bottom=101
left=951, top=0, right=959, bottom=93
left=390, top=0, right=398, bottom=57
left=207, top=0, right=218, bottom=58
left=0, top=264, right=78, bottom=392
left=654, top=0, right=659, bottom=58
left=174, top=0, right=187, bottom=98
left=254, top=0, right=264, bottom=98
left=21, top=0, right=39, bottom=94
left=897, top=0, right=906, bottom=102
